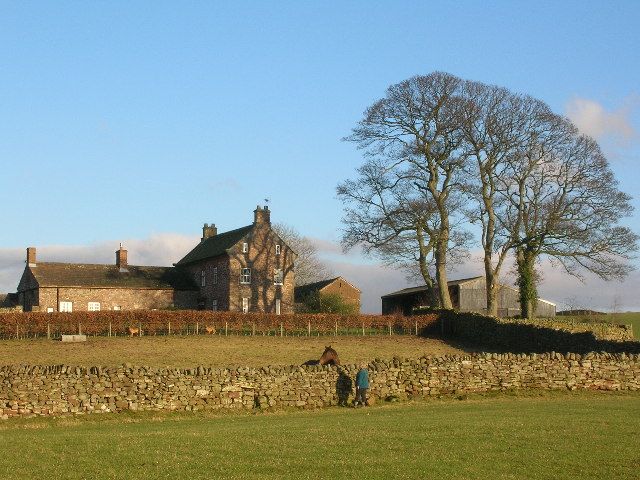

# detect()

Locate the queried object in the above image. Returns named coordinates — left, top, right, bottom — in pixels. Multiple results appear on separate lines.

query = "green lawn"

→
left=0, top=392, right=638, bottom=480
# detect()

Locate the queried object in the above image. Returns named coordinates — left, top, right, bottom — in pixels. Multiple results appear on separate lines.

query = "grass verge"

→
left=0, top=391, right=637, bottom=480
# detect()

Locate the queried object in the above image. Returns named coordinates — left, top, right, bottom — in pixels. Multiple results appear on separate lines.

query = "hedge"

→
left=0, top=311, right=440, bottom=339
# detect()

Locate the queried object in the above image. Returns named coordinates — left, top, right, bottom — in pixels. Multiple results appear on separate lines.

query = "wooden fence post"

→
left=108, top=322, right=112, bottom=338
left=280, top=323, right=283, bottom=337
left=196, top=322, right=199, bottom=335
left=252, top=322, right=255, bottom=336
left=308, top=320, right=311, bottom=336
left=78, top=323, right=82, bottom=335
left=388, top=323, right=391, bottom=336
left=47, top=322, right=50, bottom=340
left=335, top=320, right=337, bottom=336
left=138, top=322, right=142, bottom=337
left=225, top=321, right=228, bottom=336
left=362, top=322, right=365, bottom=336
left=168, top=321, right=171, bottom=336
left=415, top=320, right=418, bottom=336
left=16, top=322, right=19, bottom=340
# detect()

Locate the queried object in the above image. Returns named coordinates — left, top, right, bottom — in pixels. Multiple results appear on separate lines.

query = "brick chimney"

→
left=202, top=223, right=217, bottom=241
left=253, top=205, right=271, bottom=225
left=27, top=247, right=36, bottom=267
left=116, top=243, right=128, bottom=272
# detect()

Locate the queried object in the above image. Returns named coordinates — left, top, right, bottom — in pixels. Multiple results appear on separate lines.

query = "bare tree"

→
left=344, top=72, right=469, bottom=308
left=338, top=158, right=470, bottom=307
left=271, top=223, right=331, bottom=287
left=499, top=114, right=638, bottom=318
left=459, top=81, right=555, bottom=316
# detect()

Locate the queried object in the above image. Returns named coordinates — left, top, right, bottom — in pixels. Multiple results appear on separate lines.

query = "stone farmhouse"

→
left=294, top=276, right=361, bottom=313
left=16, top=245, right=199, bottom=312
left=381, top=276, right=556, bottom=317
left=15, top=206, right=295, bottom=314
left=175, top=205, right=295, bottom=314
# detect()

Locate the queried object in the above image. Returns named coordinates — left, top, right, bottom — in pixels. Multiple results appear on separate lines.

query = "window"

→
left=275, top=298, right=281, bottom=315
left=59, top=301, right=73, bottom=312
left=242, top=297, right=249, bottom=313
left=212, top=299, right=218, bottom=311
left=274, top=268, right=283, bottom=285
left=201, top=270, right=206, bottom=287
left=46, top=307, right=54, bottom=313
left=240, top=268, right=251, bottom=284
left=213, top=267, right=218, bottom=284
left=113, top=305, right=122, bottom=311
left=88, top=302, right=101, bottom=312
left=275, top=244, right=281, bottom=255
left=242, top=242, right=248, bottom=253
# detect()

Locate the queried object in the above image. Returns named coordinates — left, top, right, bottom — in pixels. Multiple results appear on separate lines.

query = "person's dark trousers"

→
left=355, top=387, right=368, bottom=406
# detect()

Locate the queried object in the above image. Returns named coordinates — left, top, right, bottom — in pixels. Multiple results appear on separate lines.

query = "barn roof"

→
left=381, top=277, right=483, bottom=298
left=29, top=263, right=198, bottom=290
left=295, top=276, right=361, bottom=299
left=175, top=225, right=254, bottom=266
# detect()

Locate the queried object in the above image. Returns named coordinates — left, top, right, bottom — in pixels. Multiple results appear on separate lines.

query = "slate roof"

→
left=175, top=224, right=253, bottom=266
left=30, top=263, right=198, bottom=290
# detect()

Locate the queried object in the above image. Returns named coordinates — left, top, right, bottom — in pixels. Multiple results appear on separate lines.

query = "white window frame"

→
left=201, top=270, right=206, bottom=287
left=59, top=301, right=73, bottom=313
left=242, top=297, right=249, bottom=314
left=213, top=267, right=218, bottom=285
left=240, top=268, right=251, bottom=284
left=242, top=242, right=248, bottom=253
left=275, top=244, right=281, bottom=255
left=212, top=299, right=218, bottom=311
left=274, top=268, right=283, bottom=285
left=46, top=307, right=54, bottom=313
left=113, top=305, right=122, bottom=311
left=88, top=302, right=101, bottom=312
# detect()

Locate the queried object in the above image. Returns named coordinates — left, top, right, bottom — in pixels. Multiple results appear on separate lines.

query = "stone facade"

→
left=1, top=352, right=638, bottom=419
left=178, top=206, right=295, bottom=314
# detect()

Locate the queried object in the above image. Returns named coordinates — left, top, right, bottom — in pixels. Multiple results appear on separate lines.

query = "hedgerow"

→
left=0, top=311, right=439, bottom=338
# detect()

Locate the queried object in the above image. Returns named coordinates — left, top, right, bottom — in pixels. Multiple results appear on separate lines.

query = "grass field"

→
left=0, top=392, right=637, bottom=479
left=0, top=335, right=467, bottom=367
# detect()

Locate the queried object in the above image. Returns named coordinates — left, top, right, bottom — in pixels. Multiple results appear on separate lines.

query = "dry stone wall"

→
left=1, top=352, right=639, bottom=419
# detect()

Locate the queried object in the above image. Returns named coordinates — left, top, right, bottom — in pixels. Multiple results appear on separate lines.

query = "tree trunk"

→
left=435, top=230, right=452, bottom=309
left=516, top=247, right=538, bottom=320
left=485, top=262, right=498, bottom=317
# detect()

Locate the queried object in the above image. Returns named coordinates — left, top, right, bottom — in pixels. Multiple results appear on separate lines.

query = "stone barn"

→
left=294, top=276, right=361, bottom=313
left=381, top=276, right=556, bottom=317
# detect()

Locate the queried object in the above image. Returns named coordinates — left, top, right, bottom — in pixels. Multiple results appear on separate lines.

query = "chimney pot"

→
left=116, top=244, right=128, bottom=271
left=27, top=247, right=36, bottom=267
left=254, top=206, right=271, bottom=225
left=202, top=223, right=218, bottom=241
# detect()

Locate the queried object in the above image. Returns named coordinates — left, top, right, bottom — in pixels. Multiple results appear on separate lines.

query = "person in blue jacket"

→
left=354, top=363, right=370, bottom=407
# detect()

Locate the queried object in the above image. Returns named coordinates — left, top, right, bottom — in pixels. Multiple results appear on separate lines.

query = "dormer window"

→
left=275, top=244, right=281, bottom=255
left=242, top=242, right=248, bottom=253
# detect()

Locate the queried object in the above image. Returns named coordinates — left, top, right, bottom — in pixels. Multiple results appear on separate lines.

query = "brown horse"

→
left=318, top=346, right=340, bottom=366
left=205, top=326, right=216, bottom=335
left=128, top=327, right=140, bottom=337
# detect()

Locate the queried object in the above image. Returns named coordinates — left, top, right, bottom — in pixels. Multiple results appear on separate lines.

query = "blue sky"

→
left=1, top=1, right=639, bottom=312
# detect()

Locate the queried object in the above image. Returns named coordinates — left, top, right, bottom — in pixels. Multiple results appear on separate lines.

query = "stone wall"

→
left=1, top=352, right=638, bottom=419
left=438, top=310, right=638, bottom=353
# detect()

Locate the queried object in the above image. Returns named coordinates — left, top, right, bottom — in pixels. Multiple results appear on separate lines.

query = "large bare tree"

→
left=337, top=158, right=470, bottom=307
left=344, top=72, right=469, bottom=308
left=499, top=114, right=638, bottom=318
left=459, top=81, right=554, bottom=316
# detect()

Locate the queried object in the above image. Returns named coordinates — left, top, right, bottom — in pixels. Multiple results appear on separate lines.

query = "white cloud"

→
left=565, top=96, right=638, bottom=145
